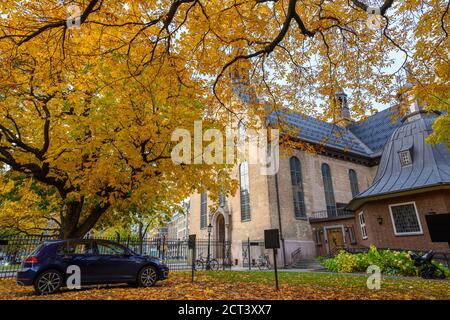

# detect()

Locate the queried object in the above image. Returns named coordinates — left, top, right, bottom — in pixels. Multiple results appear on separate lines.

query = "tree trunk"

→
left=59, top=201, right=110, bottom=239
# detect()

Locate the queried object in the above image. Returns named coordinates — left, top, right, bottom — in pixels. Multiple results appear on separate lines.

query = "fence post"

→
left=222, top=238, right=226, bottom=270
left=247, top=237, right=251, bottom=271
left=162, top=235, right=166, bottom=261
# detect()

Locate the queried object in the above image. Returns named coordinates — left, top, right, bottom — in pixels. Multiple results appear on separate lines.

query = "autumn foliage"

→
left=0, top=0, right=448, bottom=236
left=0, top=271, right=449, bottom=300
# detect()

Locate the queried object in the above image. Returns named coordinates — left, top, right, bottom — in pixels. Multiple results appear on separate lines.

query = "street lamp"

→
left=206, top=223, right=213, bottom=270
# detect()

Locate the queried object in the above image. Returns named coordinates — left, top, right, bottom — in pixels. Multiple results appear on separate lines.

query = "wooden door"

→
left=326, top=228, right=344, bottom=255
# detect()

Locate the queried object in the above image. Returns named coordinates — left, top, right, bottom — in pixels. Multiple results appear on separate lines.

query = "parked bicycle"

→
left=256, top=254, right=271, bottom=270
left=195, top=253, right=219, bottom=270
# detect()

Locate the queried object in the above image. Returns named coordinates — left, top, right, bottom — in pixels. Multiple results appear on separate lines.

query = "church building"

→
left=188, top=89, right=450, bottom=267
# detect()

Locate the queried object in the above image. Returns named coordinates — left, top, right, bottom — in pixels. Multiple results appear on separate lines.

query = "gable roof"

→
left=347, top=111, right=450, bottom=210
left=348, top=106, right=403, bottom=154
left=268, top=106, right=403, bottom=159
left=268, top=111, right=374, bottom=157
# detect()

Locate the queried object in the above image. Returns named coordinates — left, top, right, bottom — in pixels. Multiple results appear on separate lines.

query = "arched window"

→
left=238, top=120, right=246, bottom=138
left=321, top=163, right=337, bottom=216
left=239, top=162, right=251, bottom=221
left=219, top=186, right=226, bottom=207
left=349, top=169, right=359, bottom=197
left=200, top=192, right=207, bottom=229
left=290, top=156, right=306, bottom=218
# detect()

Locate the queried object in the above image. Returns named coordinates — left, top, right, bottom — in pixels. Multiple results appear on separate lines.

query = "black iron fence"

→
left=0, top=235, right=232, bottom=278
left=241, top=240, right=267, bottom=268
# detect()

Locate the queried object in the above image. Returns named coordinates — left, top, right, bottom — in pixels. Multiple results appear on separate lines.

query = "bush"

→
left=320, top=246, right=448, bottom=278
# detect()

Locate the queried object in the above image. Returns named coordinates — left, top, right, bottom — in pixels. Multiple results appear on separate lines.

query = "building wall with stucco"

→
left=188, top=146, right=379, bottom=266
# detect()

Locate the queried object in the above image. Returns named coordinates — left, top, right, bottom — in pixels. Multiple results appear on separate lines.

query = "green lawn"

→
left=0, top=270, right=449, bottom=300
left=202, top=270, right=450, bottom=300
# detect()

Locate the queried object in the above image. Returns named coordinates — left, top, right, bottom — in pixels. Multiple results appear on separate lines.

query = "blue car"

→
left=16, top=239, right=169, bottom=295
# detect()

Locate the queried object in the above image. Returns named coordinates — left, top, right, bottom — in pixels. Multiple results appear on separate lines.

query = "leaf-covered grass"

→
left=0, top=271, right=448, bottom=300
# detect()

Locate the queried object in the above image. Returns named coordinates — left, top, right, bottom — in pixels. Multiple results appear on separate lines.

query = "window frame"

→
left=200, top=192, right=208, bottom=229
left=239, top=162, right=251, bottom=221
left=314, top=229, right=322, bottom=246
left=358, top=211, right=368, bottom=240
left=321, top=163, right=337, bottom=216
left=388, top=201, right=423, bottom=236
left=348, top=169, right=359, bottom=197
left=289, top=156, right=307, bottom=219
left=399, top=150, right=412, bottom=166
left=346, top=226, right=357, bottom=245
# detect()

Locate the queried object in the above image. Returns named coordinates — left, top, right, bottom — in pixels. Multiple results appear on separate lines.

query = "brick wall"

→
left=355, top=189, right=450, bottom=251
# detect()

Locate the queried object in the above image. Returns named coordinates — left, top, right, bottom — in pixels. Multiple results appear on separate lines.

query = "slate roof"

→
left=268, top=107, right=404, bottom=159
left=348, top=106, right=403, bottom=154
left=347, top=111, right=450, bottom=210
left=268, top=111, right=374, bottom=157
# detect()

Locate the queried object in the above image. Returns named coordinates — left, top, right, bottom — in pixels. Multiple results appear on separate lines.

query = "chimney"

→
left=334, top=88, right=352, bottom=127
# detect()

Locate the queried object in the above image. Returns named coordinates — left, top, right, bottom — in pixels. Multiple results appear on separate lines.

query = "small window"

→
left=347, top=227, right=357, bottom=245
left=359, top=212, right=368, bottom=240
left=399, top=150, right=412, bottom=166
left=314, top=230, right=322, bottom=246
left=389, top=202, right=423, bottom=235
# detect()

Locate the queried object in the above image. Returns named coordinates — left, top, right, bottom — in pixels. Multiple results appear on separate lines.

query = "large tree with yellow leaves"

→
left=0, top=0, right=448, bottom=237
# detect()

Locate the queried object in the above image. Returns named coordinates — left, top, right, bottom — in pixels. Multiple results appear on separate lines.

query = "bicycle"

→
left=195, top=253, right=219, bottom=270
left=256, top=254, right=272, bottom=270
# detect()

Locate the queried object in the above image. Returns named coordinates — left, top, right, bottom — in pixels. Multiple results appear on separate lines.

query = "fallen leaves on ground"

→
left=0, top=271, right=449, bottom=300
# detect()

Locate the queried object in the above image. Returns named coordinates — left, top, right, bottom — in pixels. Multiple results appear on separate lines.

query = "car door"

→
left=56, top=240, right=99, bottom=284
left=94, top=241, right=138, bottom=282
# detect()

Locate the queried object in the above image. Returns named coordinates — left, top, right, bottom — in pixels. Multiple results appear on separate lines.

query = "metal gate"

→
left=241, top=240, right=266, bottom=268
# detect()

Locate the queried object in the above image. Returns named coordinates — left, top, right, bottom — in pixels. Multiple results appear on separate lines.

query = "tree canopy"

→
left=0, top=0, right=448, bottom=237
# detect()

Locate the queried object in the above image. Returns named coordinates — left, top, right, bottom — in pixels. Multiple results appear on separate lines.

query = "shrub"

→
left=320, top=246, right=448, bottom=278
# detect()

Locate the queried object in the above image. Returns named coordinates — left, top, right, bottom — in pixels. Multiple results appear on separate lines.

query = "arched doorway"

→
left=215, top=214, right=225, bottom=258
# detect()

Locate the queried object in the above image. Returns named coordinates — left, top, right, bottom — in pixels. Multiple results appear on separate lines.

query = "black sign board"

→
left=264, top=229, right=280, bottom=249
left=264, top=229, right=280, bottom=290
left=0, top=240, right=8, bottom=245
left=188, top=234, right=196, bottom=249
left=425, top=213, right=450, bottom=243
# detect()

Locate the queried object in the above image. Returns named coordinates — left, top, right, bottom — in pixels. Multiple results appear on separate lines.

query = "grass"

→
left=0, top=270, right=448, bottom=300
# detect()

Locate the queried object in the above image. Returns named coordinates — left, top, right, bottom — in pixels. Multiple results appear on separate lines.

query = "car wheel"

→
left=138, top=266, right=158, bottom=287
left=34, top=270, right=63, bottom=295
